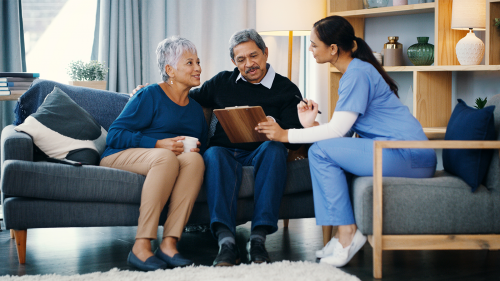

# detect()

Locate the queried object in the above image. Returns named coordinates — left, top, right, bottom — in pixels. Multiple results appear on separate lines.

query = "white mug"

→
left=177, top=136, right=198, bottom=153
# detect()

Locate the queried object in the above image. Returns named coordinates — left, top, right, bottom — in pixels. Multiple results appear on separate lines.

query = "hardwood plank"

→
left=329, top=3, right=435, bottom=17
left=436, top=0, right=468, bottom=65
left=414, top=71, right=451, bottom=128
left=328, top=0, right=363, bottom=13
left=381, top=235, right=500, bottom=250
left=330, top=65, right=500, bottom=72
left=423, top=127, right=446, bottom=140
left=375, top=140, right=500, bottom=149
left=488, top=1, right=500, bottom=65
left=328, top=72, right=342, bottom=117
left=373, top=143, right=384, bottom=279
left=0, top=94, right=22, bottom=101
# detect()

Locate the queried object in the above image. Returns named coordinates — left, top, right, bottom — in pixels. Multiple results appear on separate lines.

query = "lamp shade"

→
left=256, top=0, right=326, bottom=36
left=451, top=0, right=486, bottom=31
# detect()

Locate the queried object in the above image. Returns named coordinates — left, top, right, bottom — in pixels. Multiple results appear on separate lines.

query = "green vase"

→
left=407, top=37, right=434, bottom=66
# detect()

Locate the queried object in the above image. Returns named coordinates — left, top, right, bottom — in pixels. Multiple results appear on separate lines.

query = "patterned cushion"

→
left=14, top=86, right=107, bottom=165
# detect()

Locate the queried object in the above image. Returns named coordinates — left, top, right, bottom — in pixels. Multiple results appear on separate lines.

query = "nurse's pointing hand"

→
left=255, top=118, right=289, bottom=143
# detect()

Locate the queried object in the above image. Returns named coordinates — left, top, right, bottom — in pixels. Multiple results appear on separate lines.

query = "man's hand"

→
left=130, top=83, right=150, bottom=97
left=255, top=117, right=289, bottom=143
left=155, top=136, right=185, bottom=155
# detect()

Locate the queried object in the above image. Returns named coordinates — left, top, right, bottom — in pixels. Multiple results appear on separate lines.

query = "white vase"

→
left=455, top=31, right=485, bottom=65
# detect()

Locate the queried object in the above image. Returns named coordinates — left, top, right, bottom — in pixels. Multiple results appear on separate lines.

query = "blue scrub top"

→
left=335, top=58, right=436, bottom=168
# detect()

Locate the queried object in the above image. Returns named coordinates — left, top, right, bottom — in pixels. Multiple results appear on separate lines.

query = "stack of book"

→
left=0, top=72, right=40, bottom=96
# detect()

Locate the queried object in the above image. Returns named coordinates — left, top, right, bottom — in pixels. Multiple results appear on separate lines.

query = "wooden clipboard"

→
left=213, top=106, right=269, bottom=143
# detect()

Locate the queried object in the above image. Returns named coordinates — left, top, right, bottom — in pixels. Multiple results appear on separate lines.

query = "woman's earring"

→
left=170, top=80, right=173, bottom=84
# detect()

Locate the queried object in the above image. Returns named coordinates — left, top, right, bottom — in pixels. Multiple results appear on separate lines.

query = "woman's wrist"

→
left=281, top=129, right=289, bottom=143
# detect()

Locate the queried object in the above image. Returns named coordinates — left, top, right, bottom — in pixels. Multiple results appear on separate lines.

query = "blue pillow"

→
left=443, top=99, right=496, bottom=192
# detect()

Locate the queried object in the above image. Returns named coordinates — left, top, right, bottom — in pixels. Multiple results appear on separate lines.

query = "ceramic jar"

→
left=407, top=37, right=434, bottom=66
left=393, top=0, right=407, bottom=6
left=383, top=36, right=404, bottom=66
left=362, top=0, right=389, bottom=9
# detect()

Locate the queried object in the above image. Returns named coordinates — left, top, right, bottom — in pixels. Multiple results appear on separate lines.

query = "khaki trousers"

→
left=100, top=148, right=204, bottom=240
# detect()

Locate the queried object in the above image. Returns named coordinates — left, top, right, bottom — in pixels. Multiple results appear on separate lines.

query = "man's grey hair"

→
left=156, top=36, right=197, bottom=82
left=228, top=29, right=267, bottom=61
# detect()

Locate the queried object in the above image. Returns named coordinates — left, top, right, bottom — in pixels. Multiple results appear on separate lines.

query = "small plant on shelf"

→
left=495, top=18, right=500, bottom=29
left=474, top=97, right=488, bottom=109
left=67, top=60, right=108, bottom=81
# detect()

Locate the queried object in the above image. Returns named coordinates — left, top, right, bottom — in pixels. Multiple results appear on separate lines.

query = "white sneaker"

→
left=320, top=229, right=367, bottom=267
left=315, top=236, right=338, bottom=258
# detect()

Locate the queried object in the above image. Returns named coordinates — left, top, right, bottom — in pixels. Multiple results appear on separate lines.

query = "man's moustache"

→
left=245, top=66, right=260, bottom=74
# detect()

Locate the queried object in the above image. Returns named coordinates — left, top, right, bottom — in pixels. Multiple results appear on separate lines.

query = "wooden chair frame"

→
left=371, top=140, right=500, bottom=278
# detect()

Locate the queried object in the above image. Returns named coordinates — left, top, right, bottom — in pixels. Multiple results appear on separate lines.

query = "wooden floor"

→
left=1, top=218, right=499, bottom=280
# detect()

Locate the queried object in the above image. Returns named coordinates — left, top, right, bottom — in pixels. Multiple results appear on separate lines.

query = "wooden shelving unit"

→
left=327, top=0, right=500, bottom=138
left=0, top=94, right=22, bottom=101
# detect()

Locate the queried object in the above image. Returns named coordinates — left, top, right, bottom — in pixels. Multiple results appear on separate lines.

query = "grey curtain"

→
left=93, top=0, right=256, bottom=93
left=0, top=0, right=26, bottom=128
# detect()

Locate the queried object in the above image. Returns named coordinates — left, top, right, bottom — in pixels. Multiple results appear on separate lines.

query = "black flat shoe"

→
left=127, top=250, right=167, bottom=271
left=213, top=242, right=241, bottom=266
left=247, top=239, right=271, bottom=264
left=154, top=248, right=194, bottom=268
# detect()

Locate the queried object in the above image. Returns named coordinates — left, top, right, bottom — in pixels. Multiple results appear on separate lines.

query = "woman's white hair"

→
left=156, top=36, right=197, bottom=82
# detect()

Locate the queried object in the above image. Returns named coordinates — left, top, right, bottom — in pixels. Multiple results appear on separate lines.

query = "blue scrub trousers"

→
left=309, top=137, right=436, bottom=226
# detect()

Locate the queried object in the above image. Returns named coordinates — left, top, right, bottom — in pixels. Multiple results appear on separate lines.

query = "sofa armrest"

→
left=1, top=125, right=33, bottom=164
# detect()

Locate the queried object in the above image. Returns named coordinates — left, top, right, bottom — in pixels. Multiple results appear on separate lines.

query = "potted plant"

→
left=67, top=60, right=108, bottom=90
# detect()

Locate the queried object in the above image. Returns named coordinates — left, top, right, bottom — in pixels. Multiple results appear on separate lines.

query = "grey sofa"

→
left=1, top=80, right=315, bottom=264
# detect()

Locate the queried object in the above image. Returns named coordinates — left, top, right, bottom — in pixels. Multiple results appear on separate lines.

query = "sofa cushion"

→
left=14, top=87, right=107, bottom=165
left=443, top=99, right=496, bottom=192
left=196, top=159, right=312, bottom=202
left=2, top=159, right=312, bottom=204
left=352, top=171, right=500, bottom=235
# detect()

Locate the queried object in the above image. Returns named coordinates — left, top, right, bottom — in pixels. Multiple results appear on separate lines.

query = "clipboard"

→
left=213, top=106, right=269, bottom=143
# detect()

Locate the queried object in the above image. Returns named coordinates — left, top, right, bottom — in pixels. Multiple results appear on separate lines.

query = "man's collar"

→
left=235, top=63, right=275, bottom=89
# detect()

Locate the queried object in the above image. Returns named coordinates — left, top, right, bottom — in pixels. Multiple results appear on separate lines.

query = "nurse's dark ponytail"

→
left=313, top=16, right=398, bottom=97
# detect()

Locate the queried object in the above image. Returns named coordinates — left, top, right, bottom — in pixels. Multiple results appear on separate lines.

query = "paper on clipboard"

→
left=213, top=106, right=269, bottom=143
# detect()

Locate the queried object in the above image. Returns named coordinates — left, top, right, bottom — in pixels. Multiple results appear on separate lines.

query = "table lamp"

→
left=451, top=0, right=486, bottom=65
left=256, top=0, right=326, bottom=80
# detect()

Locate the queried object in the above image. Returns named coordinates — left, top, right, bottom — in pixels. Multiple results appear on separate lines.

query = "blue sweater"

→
left=101, top=84, right=208, bottom=159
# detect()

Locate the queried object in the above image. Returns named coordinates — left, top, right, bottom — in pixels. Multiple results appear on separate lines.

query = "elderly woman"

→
left=100, top=36, right=208, bottom=271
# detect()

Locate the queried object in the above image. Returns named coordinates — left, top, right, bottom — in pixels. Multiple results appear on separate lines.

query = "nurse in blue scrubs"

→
left=256, top=16, right=437, bottom=267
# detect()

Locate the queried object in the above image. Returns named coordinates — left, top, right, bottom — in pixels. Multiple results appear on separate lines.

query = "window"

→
left=22, top=0, right=97, bottom=83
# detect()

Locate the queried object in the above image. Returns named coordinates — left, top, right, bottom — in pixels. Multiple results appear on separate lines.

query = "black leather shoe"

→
left=247, top=239, right=271, bottom=264
left=213, top=243, right=241, bottom=266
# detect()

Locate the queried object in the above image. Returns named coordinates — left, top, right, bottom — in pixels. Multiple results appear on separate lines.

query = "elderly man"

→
left=134, top=29, right=302, bottom=266
left=192, top=29, right=302, bottom=266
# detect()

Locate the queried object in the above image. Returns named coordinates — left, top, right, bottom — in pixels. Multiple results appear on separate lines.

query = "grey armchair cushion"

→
left=353, top=170, right=500, bottom=235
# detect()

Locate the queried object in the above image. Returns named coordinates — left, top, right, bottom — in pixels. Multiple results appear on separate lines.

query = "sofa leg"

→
left=13, top=230, right=27, bottom=264
left=373, top=238, right=382, bottom=279
left=283, top=219, right=289, bottom=228
left=10, top=229, right=15, bottom=239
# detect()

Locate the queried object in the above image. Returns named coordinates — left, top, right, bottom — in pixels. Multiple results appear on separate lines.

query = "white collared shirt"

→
left=235, top=63, right=275, bottom=89
left=235, top=63, right=277, bottom=122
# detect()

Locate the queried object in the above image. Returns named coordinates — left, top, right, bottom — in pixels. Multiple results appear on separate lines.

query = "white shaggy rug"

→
left=0, top=261, right=360, bottom=281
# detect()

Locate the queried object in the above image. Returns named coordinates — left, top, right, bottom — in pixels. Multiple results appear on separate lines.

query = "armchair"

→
left=371, top=140, right=500, bottom=278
